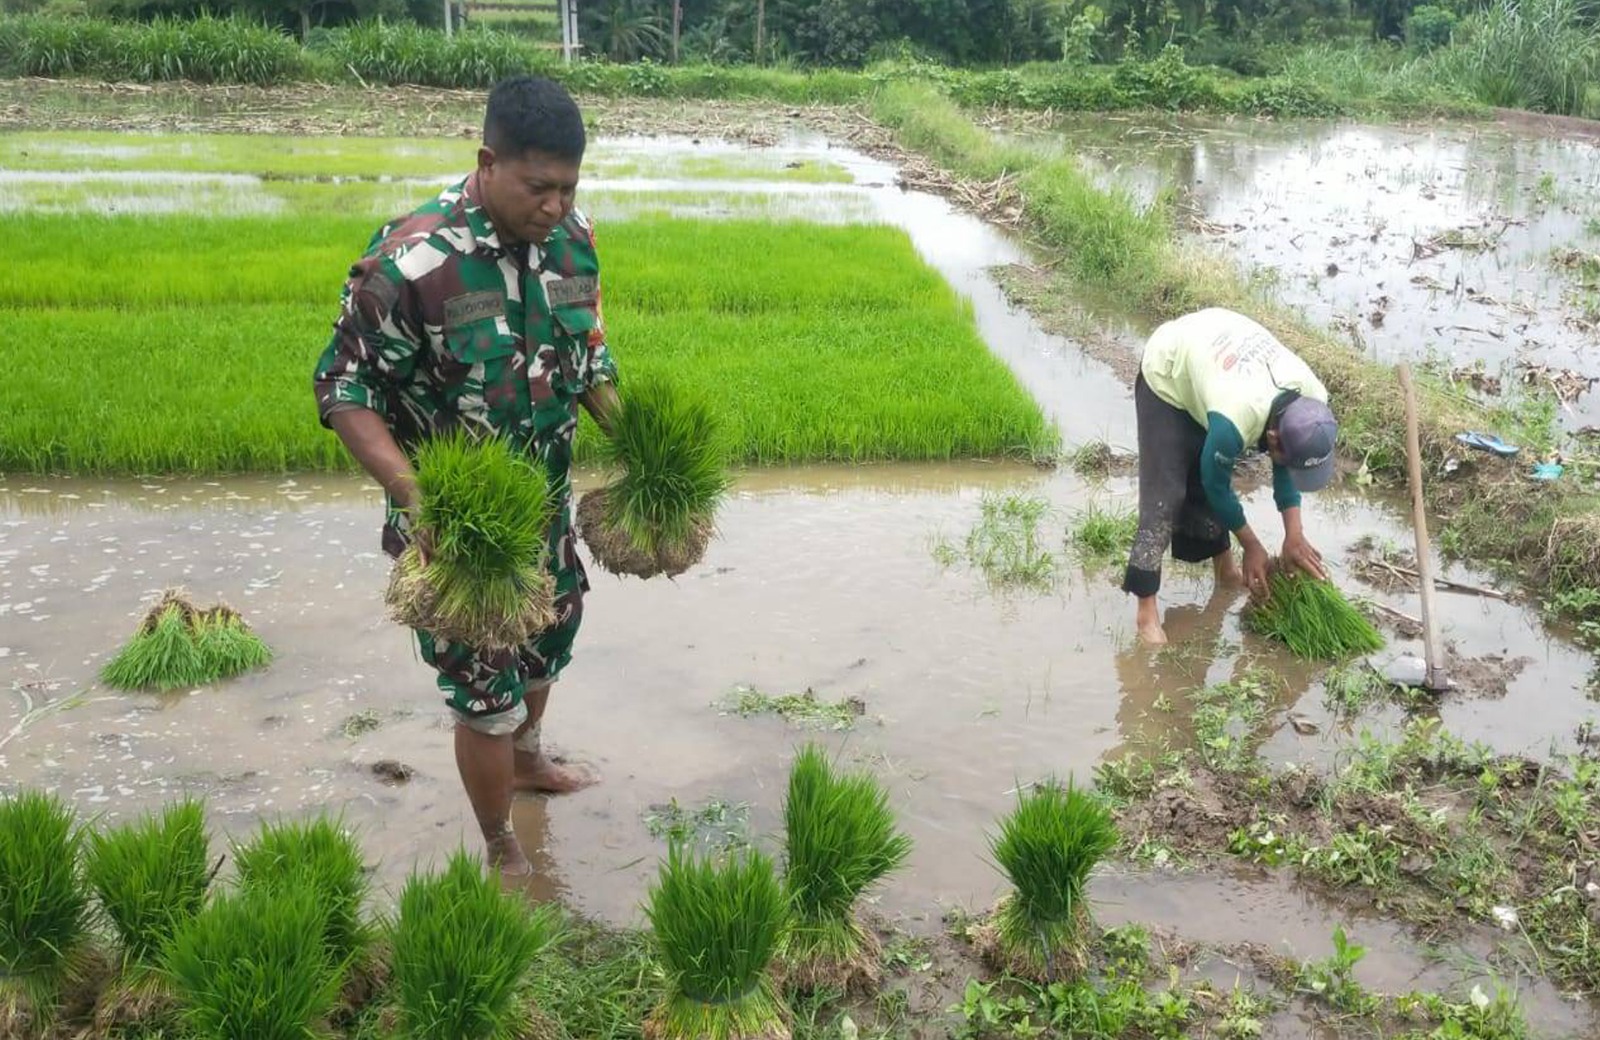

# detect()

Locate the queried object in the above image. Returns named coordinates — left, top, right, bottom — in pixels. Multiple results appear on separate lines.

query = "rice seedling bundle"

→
left=389, top=848, right=561, bottom=1040
left=578, top=377, right=730, bottom=579
left=100, top=589, right=272, bottom=692
left=85, top=798, right=211, bottom=973
left=384, top=429, right=558, bottom=650
left=164, top=882, right=340, bottom=1040
left=982, top=780, right=1117, bottom=982
left=777, top=743, right=911, bottom=995
left=643, top=844, right=791, bottom=1040
left=233, top=815, right=372, bottom=977
left=0, top=790, right=92, bottom=1032
left=1243, top=561, right=1385, bottom=660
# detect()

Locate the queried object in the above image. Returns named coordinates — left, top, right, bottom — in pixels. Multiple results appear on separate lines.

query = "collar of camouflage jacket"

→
left=461, top=171, right=505, bottom=256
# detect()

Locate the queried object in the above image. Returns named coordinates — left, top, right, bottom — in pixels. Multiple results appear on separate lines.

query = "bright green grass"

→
left=4, top=215, right=1054, bottom=474
left=0, top=131, right=853, bottom=184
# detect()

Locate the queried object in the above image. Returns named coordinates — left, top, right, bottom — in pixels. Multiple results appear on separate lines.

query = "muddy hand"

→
left=1282, top=532, right=1326, bottom=581
left=1242, top=543, right=1270, bottom=598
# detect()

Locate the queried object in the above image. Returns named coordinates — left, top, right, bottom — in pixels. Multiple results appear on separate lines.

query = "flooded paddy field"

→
left=7, top=91, right=1600, bottom=1036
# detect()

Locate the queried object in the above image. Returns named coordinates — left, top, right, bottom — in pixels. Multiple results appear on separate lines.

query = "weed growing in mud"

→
left=0, top=790, right=91, bottom=1025
left=233, top=815, right=371, bottom=975
left=84, top=798, right=211, bottom=974
left=390, top=848, right=560, bottom=1040
left=1296, top=925, right=1378, bottom=1014
left=1396, top=985, right=1530, bottom=1040
left=645, top=798, right=752, bottom=856
left=1067, top=503, right=1137, bottom=566
left=1322, top=660, right=1392, bottom=717
left=165, top=883, right=340, bottom=1040
left=1189, top=672, right=1277, bottom=773
left=644, top=843, right=790, bottom=1040
left=721, top=685, right=867, bottom=731
left=986, top=780, right=1117, bottom=981
left=1243, top=567, right=1384, bottom=660
left=948, top=492, right=1058, bottom=591
left=778, top=743, right=912, bottom=994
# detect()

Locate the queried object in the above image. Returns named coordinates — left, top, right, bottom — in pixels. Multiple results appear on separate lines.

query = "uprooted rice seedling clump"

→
left=644, top=844, right=791, bottom=1040
left=0, top=790, right=92, bottom=1032
left=390, top=848, right=562, bottom=1040
left=1067, top=503, right=1137, bottom=565
left=85, top=798, right=211, bottom=976
left=578, top=377, right=730, bottom=579
left=99, top=589, right=271, bottom=692
left=1244, top=563, right=1385, bottom=661
left=385, top=429, right=557, bottom=651
left=777, top=744, right=912, bottom=995
left=982, top=779, right=1117, bottom=983
left=232, top=815, right=371, bottom=979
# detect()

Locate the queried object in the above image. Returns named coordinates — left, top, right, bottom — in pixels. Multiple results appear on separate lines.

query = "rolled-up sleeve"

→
left=313, top=255, right=421, bottom=428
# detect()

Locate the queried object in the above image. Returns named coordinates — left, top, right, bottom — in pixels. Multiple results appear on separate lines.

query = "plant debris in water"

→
left=579, top=377, right=730, bottom=579
left=720, top=685, right=867, bottom=730
left=1243, top=563, right=1385, bottom=660
left=935, top=492, right=1058, bottom=591
left=385, top=429, right=556, bottom=651
left=778, top=743, right=911, bottom=996
left=644, top=798, right=753, bottom=857
left=1067, top=503, right=1137, bottom=565
left=100, top=588, right=271, bottom=692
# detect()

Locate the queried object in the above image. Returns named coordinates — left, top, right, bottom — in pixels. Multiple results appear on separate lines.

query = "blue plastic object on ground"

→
left=1455, top=431, right=1520, bottom=457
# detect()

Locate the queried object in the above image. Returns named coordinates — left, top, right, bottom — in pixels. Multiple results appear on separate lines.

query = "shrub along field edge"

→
left=867, top=82, right=1600, bottom=620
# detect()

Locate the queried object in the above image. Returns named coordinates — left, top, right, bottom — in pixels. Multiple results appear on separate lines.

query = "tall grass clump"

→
left=644, top=844, right=791, bottom=1040
left=1420, top=0, right=1600, bottom=115
left=390, top=848, right=561, bottom=1040
left=385, top=429, right=556, bottom=650
left=100, top=589, right=272, bottom=692
left=0, top=790, right=92, bottom=1031
left=1243, top=563, right=1385, bottom=660
left=577, top=377, right=730, bottom=579
left=981, top=780, right=1117, bottom=982
left=233, top=815, right=371, bottom=978
left=164, top=883, right=339, bottom=1040
left=777, top=744, right=911, bottom=995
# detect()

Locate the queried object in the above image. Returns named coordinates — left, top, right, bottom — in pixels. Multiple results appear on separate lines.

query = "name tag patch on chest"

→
left=544, top=276, right=597, bottom=308
left=444, top=291, right=504, bottom=327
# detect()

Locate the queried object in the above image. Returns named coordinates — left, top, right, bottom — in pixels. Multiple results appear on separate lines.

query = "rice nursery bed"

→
left=3, top=212, right=1053, bottom=474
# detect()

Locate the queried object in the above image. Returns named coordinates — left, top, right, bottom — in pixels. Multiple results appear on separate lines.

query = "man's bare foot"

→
left=486, top=831, right=532, bottom=878
left=513, top=749, right=598, bottom=794
left=1136, top=619, right=1169, bottom=645
left=1214, top=558, right=1244, bottom=588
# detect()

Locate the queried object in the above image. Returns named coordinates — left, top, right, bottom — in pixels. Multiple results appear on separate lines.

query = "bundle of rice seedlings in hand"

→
left=164, top=882, right=339, bottom=1040
left=385, top=429, right=557, bottom=651
left=100, top=589, right=271, bottom=692
left=0, top=791, right=93, bottom=1035
left=390, top=848, right=562, bottom=1040
left=1243, top=560, right=1385, bottom=661
left=84, top=798, right=211, bottom=1031
left=644, top=844, right=791, bottom=1040
left=577, top=378, right=730, bottom=579
left=233, top=815, right=372, bottom=992
left=978, top=780, right=1116, bottom=983
left=777, top=743, right=911, bottom=995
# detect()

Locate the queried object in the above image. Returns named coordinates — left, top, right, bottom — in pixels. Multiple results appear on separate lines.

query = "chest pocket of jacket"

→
left=547, top=305, right=598, bottom=395
left=441, top=316, right=523, bottom=423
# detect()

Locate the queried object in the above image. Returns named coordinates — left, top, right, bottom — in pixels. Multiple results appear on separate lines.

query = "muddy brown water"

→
left=1017, top=113, right=1600, bottom=430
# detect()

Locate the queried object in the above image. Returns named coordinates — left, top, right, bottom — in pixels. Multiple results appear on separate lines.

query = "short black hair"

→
left=483, top=75, right=586, bottom=161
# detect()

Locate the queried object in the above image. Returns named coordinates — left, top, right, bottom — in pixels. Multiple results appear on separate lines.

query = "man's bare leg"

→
left=512, top=685, right=598, bottom=794
left=454, top=722, right=531, bottom=878
left=1213, top=548, right=1243, bottom=588
left=1135, top=595, right=1167, bottom=645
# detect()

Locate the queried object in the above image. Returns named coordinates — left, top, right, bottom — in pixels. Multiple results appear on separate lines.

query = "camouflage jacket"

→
left=313, top=173, right=618, bottom=555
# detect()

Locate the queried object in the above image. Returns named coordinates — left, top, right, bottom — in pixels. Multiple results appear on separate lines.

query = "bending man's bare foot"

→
left=485, top=829, right=532, bottom=879
left=1213, top=553, right=1244, bottom=589
left=1134, top=596, right=1168, bottom=645
left=1136, top=619, right=1169, bottom=645
left=514, top=749, right=598, bottom=794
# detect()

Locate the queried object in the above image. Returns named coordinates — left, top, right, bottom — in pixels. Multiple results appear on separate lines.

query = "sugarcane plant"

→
left=1243, top=559, right=1384, bottom=660
left=100, top=588, right=272, bottom=692
left=389, top=848, right=562, bottom=1040
left=385, top=428, right=558, bottom=650
left=777, top=743, right=911, bottom=994
left=643, top=843, right=791, bottom=1040
left=0, top=790, right=93, bottom=1035
left=982, top=779, right=1117, bottom=982
left=577, top=376, right=730, bottom=579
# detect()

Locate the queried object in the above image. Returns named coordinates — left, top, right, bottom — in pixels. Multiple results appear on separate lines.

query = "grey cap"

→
left=1278, top=397, right=1338, bottom=493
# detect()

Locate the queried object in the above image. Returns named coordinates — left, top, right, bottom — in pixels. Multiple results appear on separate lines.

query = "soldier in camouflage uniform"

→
left=313, top=76, right=619, bottom=878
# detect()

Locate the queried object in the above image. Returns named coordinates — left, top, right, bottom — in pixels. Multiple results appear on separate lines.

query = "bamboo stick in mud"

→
left=1397, top=363, right=1448, bottom=691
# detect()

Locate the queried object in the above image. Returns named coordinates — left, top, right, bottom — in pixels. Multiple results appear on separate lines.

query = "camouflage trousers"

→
left=387, top=499, right=588, bottom=737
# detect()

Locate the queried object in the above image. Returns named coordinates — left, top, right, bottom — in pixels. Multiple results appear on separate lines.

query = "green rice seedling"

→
left=0, top=790, right=92, bottom=1030
left=385, top=429, right=557, bottom=650
left=1244, top=562, right=1385, bottom=661
left=100, top=590, right=272, bottom=692
left=1068, top=503, right=1137, bottom=565
left=164, top=882, right=339, bottom=1040
left=983, top=779, right=1117, bottom=982
left=389, top=848, right=561, bottom=1040
left=644, top=843, right=791, bottom=1040
left=578, top=376, right=731, bottom=578
left=777, top=744, right=911, bottom=995
left=233, top=815, right=371, bottom=977
left=194, top=606, right=273, bottom=677
left=86, top=798, right=212, bottom=973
